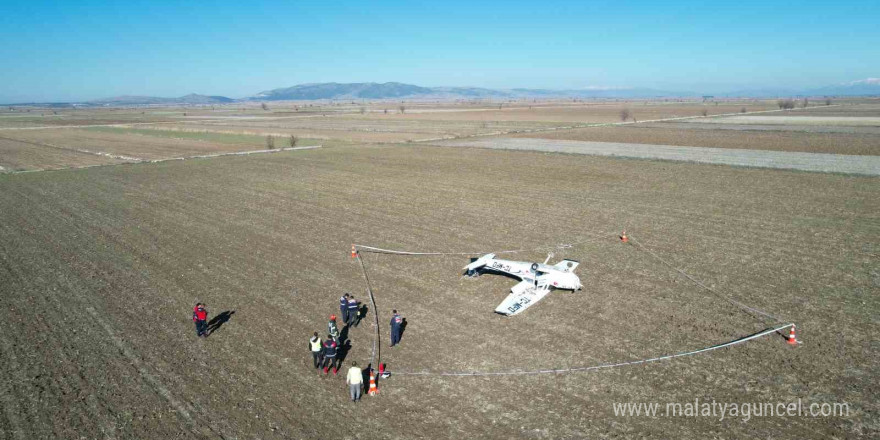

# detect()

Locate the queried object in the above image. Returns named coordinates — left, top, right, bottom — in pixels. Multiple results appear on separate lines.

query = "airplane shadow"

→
left=207, top=310, right=235, bottom=336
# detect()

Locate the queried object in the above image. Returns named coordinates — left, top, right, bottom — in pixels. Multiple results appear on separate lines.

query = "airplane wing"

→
left=494, top=280, right=552, bottom=316
left=465, top=254, right=533, bottom=281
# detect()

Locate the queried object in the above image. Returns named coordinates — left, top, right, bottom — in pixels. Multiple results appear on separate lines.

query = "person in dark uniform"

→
left=339, top=293, right=349, bottom=323
left=309, top=332, right=323, bottom=369
left=193, top=303, right=208, bottom=338
left=322, top=335, right=339, bottom=375
left=346, top=296, right=360, bottom=327
left=390, top=310, right=403, bottom=347
left=328, top=315, right=340, bottom=346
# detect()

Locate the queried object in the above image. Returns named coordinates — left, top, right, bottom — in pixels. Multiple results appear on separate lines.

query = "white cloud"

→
left=846, top=78, right=880, bottom=85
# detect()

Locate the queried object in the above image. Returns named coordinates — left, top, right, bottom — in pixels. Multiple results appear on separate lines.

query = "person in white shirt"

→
left=346, top=362, right=364, bottom=402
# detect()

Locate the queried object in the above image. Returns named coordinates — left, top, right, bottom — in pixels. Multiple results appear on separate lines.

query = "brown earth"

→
left=0, top=113, right=185, bottom=129
left=0, top=136, right=124, bottom=171
left=511, top=125, right=880, bottom=156
left=759, top=104, right=880, bottom=118
left=4, top=129, right=274, bottom=161
left=377, top=103, right=779, bottom=124
left=165, top=123, right=426, bottom=143
left=0, top=144, right=877, bottom=439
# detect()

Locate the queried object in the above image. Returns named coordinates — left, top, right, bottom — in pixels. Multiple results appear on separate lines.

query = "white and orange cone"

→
left=368, top=370, right=378, bottom=396
left=351, top=244, right=357, bottom=259
left=620, top=230, right=629, bottom=243
left=787, top=325, right=799, bottom=345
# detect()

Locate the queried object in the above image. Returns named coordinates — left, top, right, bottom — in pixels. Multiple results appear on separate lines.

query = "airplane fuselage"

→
left=483, top=258, right=582, bottom=291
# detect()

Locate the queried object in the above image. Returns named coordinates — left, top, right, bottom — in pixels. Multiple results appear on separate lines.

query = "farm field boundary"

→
left=1, top=145, right=321, bottom=174
left=431, top=138, right=880, bottom=175
left=412, top=105, right=846, bottom=142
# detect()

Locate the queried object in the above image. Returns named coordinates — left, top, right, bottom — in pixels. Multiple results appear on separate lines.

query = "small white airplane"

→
left=464, top=253, right=582, bottom=316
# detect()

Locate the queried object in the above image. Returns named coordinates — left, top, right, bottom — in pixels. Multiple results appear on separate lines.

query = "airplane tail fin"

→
left=553, top=259, right=579, bottom=272
left=463, top=253, right=495, bottom=271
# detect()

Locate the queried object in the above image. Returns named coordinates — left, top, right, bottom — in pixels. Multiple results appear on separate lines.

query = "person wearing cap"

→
left=193, top=303, right=208, bottom=338
left=328, top=315, right=340, bottom=346
left=346, top=361, right=364, bottom=402
left=308, top=332, right=323, bottom=369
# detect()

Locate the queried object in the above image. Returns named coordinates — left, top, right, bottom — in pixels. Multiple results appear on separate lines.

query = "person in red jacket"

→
left=322, top=335, right=339, bottom=375
left=193, top=303, right=208, bottom=338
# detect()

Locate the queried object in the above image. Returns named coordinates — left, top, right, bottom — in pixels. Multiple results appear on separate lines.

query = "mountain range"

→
left=250, top=82, right=693, bottom=100
left=89, top=94, right=234, bottom=105
left=10, top=79, right=877, bottom=106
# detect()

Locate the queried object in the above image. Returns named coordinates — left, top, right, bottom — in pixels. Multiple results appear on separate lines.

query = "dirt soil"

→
left=0, top=135, right=124, bottom=171
left=759, top=104, right=880, bottom=118
left=511, top=125, right=880, bottom=156
left=2, top=129, right=279, bottom=161
left=0, top=144, right=877, bottom=439
left=380, top=103, right=779, bottom=124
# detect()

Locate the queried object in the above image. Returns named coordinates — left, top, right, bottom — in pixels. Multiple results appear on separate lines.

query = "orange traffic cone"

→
left=351, top=244, right=357, bottom=259
left=368, top=370, right=378, bottom=396
left=787, top=325, right=799, bottom=345
left=620, top=230, right=629, bottom=243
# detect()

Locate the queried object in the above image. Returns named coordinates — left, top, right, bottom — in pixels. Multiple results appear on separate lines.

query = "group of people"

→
left=307, top=294, right=406, bottom=402
left=191, top=294, right=405, bottom=403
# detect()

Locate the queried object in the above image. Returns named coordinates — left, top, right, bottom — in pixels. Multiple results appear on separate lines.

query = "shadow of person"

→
left=337, top=340, right=352, bottom=364
left=399, top=318, right=407, bottom=341
left=340, top=324, right=350, bottom=345
left=207, top=310, right=235, bottom=336
left=355, top=304, right=368, bottom=327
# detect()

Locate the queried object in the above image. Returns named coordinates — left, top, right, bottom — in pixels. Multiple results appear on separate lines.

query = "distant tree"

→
left=740, top=107, right=747, bottom=113
left=777, top=99, right=796, bottom=110
left=359, top=107, right=366, bottom=114
left=384, top=109, right=388, bottom=114
left=498, top=104, right=502, bottom=110
left=825, top=98, right=832, bottom=106
left=399, top=105, right=406, bottom=114
left=289, top=135, right=298, bottom=147
left=266, top=135, right=275, bottom=149
left=261, top=102, right=269, bottom=111
left=802, top=98, right=809, bottom=108
left=701, top=109, right=708, bottom=116
left=183, top=112, right=187, bottom=116
left=620, top=108, right=631, bottom=121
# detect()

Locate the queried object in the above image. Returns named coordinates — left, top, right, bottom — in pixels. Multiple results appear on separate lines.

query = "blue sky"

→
left=0, top=0, right=877, bottom=102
